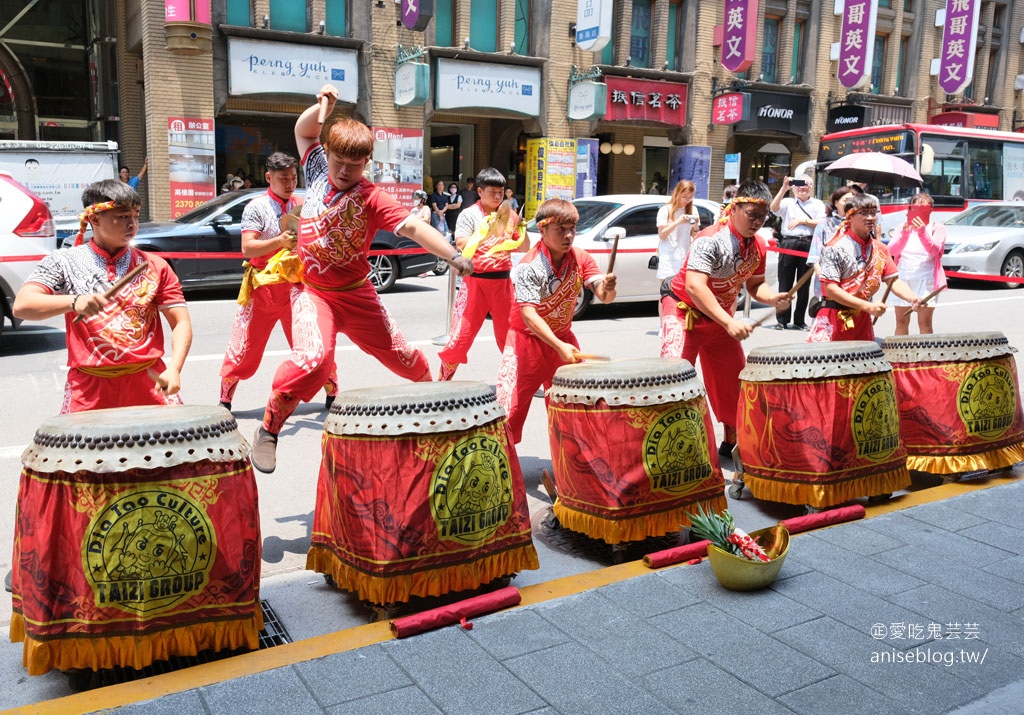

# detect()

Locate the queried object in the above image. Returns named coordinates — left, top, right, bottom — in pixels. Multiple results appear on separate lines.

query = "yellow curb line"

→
left=7, top=469, right=1020, bottom=715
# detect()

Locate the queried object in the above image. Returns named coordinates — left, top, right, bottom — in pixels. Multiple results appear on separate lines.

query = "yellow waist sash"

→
left=77, top=359, right=156, bottom=378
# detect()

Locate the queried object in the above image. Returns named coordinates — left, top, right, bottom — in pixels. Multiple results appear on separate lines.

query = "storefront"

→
left=730, top=89, right=812, bottom=190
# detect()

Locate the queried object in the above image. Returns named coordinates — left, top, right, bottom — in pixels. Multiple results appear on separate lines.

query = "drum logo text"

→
left=431, top=434, right=513, bottom=545
left=957, top=363, right=1016, bottom=438
left=852, top=376, right=901, bottom=461
left=643, top=405, right=712, bottom=493
left=82, top=489, right=216, bottom=615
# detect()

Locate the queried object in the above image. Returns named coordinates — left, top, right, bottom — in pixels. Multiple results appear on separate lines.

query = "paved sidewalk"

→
left=14, top=479, right=1024, bottom=715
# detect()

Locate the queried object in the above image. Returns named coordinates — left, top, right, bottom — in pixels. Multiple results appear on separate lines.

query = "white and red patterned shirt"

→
left=297, top=144, right=411, bottom=288
left=511, top=244, right=601, bottom=335
left=25, top=242, right=185, bottom=369
left=669, top=221, right=767, bottom=314
left=454, top=203, right=514, bottom=273
left=818, top=231, right=897, bottom=301
left=241, top=190, right=301, bottom=270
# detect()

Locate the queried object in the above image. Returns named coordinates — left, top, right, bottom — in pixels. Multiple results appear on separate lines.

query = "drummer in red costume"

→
left=808, top=192, right=920, bottom=343
left=251, top=85, right=473, bottom=473
left=659, top=180, right=789, bottom=456
left=496, top=198, right=617, bottom=443
left=218, top=152, right=338, bottom=411
left=437, top=167, right=527, bottom=381
left=13, top=179, right=192, bottom=413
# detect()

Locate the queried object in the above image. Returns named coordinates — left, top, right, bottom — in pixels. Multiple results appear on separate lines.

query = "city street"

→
left=2, top=270, right=1024, bottom=708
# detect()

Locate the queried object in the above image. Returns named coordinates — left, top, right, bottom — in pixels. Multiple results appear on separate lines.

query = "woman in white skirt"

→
left=656, top=179, right=700, bottom=280
left=887, top=191, right=946, bottom=334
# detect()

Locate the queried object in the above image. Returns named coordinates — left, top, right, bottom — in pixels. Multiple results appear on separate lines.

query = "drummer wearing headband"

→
left=808, top=193, right=921, bottom=343
left=13, top=180, right=192, bottom=412
left=496, top=198, right=617, bottom=443
left=660, top=180, right=790, bottom=457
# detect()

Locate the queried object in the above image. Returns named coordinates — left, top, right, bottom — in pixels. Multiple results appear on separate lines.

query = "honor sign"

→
left=576, top=0, right=612, bottom=52
left=394, top=62, right=430, bottom=106
left=568, top=81, right=607, bottom=121
left=435, top=59, right=541, bottom=116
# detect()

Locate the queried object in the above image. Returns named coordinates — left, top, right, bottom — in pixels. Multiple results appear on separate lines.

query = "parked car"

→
left=62, top=189, right=437, bottom=293
left=941, top=202, right=1024, bottom=289
left=523, top=194, right=720, bottom=317
left=0, top=171, right=54, bottom=342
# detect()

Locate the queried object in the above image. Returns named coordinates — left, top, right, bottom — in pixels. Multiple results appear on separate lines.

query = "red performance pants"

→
left=660, top=295, right=742, bottom=443
left=219, top=282, right=337, bottom=404
left=62, top=359, right=183, bottom=413
left=496, top=328, right=579, bottom=444
left=437, top=275, right=514, bottom=379
left=263, top=282, right=431, bottom=433
left=807, top=308, right=874, bottom=343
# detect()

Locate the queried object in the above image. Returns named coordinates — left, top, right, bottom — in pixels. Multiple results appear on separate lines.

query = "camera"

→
left=789, top=178, right=807, bottom=187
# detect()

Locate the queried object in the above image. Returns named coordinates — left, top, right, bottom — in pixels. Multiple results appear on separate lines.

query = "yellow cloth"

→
left=460, top=209, right=525, bottom=259
left=677, top=302, right=702, bottom=330
left=838, top=309, right=858, bottom=330
left=236, top=250, right=305, bottom=306
left=77, top=359, right=156, bottom=378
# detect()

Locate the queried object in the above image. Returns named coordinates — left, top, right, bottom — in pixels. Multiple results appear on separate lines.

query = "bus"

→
left=814, top=123, right=1024, bottom=239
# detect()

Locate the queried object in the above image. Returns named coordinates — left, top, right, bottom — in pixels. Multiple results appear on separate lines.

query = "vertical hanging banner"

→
left=576, top=0, right=613, bottom=53
left=167, top=117, right=216, bottom=218
left=721, top=0, right=758, bottom=74
left=371, top=126, right=424, bottom=208
left=525, top=138, right=578, bottom=220
left=669, top=146, right=712, bottom=200
left=837, top=1, right=877, bottom=90
left=938, top=0, right=981, bottom=95
left=576, top=138, right=599, bottom=198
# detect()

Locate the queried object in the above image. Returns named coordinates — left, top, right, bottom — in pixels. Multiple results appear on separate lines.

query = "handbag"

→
left=807, top=295, right=823, bottom=318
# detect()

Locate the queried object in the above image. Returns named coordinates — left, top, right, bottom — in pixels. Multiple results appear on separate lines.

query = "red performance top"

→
left=511, top=243, right=601, bottom=335
left=669, top=221, right=767, bottom=314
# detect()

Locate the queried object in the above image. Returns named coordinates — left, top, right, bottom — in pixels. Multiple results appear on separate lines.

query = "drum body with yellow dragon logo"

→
left=309, top=382, right=538, bottom=606
left=881, top=332, right=1024, bottom=477
left=10, top=405, right=262, bottom=676
left=545, top=358, right=727, bottom=545
left=737, top=341, right=910, bottom=509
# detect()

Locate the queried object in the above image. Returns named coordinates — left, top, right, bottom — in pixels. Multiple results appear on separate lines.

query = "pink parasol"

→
left=825, top=152, right=924, bottom=188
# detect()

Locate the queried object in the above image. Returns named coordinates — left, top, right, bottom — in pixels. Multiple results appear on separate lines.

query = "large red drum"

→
left=546, top=358, right=727, bottom=544
left=10, top=406, right=262, bottom=676
left=309, top=382, right=539, bottom=605
left=881, top=332, right=1024, bottom=475
left=737, top=341, right=910, bottom=509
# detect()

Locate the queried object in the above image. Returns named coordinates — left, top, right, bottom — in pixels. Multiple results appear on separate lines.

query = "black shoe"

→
left=768, top=323, right=788, bottom=331
left=789, top=323, right=810, bottom=331
left=219, top=401, right=232, bottom=412
left=325, top=395, right=335, bottom=411
left=251, top=427, right=278, bottom=474
left=718, top=441, right=736, bottom=458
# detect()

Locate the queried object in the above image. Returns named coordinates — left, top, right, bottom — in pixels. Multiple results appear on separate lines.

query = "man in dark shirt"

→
left=460, top=177, right=479, bottom=209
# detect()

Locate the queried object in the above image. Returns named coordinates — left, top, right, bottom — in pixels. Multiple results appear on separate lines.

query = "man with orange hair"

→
left=251, top=85, right=474, bottom=473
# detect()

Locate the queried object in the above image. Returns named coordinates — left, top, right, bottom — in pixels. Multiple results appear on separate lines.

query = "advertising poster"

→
left=576, top=138, right=599, bottom=198
left=669, top=145, right=711, bottom=200
left=168, top=117, right=216, bottom=219
left=371, top=126, right=424, bottom=208
left=525, top=138, right=578, bottom=220
left=1003, top=144, right=1024, bottom=201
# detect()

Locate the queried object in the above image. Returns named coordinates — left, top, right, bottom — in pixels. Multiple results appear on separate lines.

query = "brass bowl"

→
left=706, top=524, right=790, bottom=591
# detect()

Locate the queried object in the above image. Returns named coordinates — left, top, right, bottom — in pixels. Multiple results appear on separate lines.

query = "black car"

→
left=64, top=189, right=438, bottom=293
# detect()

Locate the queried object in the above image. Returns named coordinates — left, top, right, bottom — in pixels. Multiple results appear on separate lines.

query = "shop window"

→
left=630, top=0, right=652, bottom=68
left=225, top=0, right=250, bottom=26
left=878, top=0, right=891, bottom=7
left=325, top=0, right=347, bottom=36
left=985, top=48, right=999, bottom=105
left=790, top=21, right=803, bottom=83
left=665, top=0, right=679, bottom=69
left=269, top=0, right=306, bottom=32
left=513, top=0, right=529, bottom=54
left=761, top=17, right=779, bottom=83
left=904, top=0, right=913, bottom=11
left=436, top=0, right=453, bottom=46
left=967, top=140, right=1002, bottom=200
left=469, top=0, right=497, bottom=52
left=896, top=36, right=908, bottom=96
left=870, top=34, right=886, bottom=94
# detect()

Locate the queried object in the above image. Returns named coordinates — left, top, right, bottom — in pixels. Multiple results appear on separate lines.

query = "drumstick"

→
left=541, top=469, right=558, bottom=502
left=72, top=262, right=147, bottom=323
left=606, top=233, right=621, bottom=275
left=918, top=285, right=947, bottom=307
left=317, top=95, right=330, bottom=124
left=147, top=368, right=169, bottom=392
left=871, top=282, right=894, bottom=326
left=751, top=268, right=814, bottom=328
left=572, top=351, right=611, bottom=362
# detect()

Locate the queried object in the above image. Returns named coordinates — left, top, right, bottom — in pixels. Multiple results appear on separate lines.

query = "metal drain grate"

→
left=74, top=600, right=291, bottom=692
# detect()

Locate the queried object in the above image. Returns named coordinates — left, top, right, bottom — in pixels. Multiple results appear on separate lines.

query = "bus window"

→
left=967, top=140, right=1003, bottom=200
left=922, top=156, right=964, bottom=206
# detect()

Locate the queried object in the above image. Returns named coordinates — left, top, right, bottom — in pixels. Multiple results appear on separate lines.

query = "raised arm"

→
left=295, top=85, right=338, bottom=159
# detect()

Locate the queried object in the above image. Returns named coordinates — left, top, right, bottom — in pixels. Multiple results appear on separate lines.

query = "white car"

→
left=524, top=194, right=720, bottom=317
left=0, top=171, right=55, bottom=342
left=941, top=202, right=1024, bottom=289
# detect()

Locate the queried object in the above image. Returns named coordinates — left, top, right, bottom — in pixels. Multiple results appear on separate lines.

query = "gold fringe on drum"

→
left=741, top=465, right=911, bottom=510
left=905, top=441, right=1024, bottom=476
left=552, top=493, right=728, bottom=545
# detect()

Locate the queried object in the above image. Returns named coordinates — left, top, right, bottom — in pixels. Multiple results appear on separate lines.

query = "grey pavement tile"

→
left=106, top=691, right=209, bottom=715
left=504, top=641, right=676, bottom=715
left=958, top=521, right=1024, bottom=556
left=294, top=646, right=412, bottom=707
left=641, top=658, right=799, bottom=715
left=900, top=500, right=988, bottom=532
left=325, top=686, right=442, bottom=715
left=648, top=603, right=836, bottom=698
left=464, top=608, right=570, bottom=661
left=945, top=679, right=1024, bottom=715
left=777, top=674, right=915, bottom=715
left=199, top=667, right=323, bottom=715
left=770, top=571, right=939, bottom=649
left=534, top=590, right=696, bottom=677
left=860, top=512, right=1015, bottom=567
left=809, top=522, right=904, bottom=556
left=774, top=617, right=986, bottom=714
left=781, top=533, right=927, bottom=596
left=874, top=545, right=1024, bottom=611
left=381, top=626, right=544, bottom=715
left=594, top=571, right=702, bottom=617
left=983, top=555, right=1024, bottom=585
left=953, top=484, right=1024, bottom=528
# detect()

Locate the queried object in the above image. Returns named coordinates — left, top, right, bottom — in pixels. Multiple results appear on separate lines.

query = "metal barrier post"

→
left=431, top=267, right=457, bottom=346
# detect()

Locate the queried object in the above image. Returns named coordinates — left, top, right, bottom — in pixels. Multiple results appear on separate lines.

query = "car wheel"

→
left=1000, top=249, right=1024, bottom=289
left=369, top=251, right=399, bottom=293
left=573, top=288, right=593, bottom=319
left=432, top=257, right=449, bottom=276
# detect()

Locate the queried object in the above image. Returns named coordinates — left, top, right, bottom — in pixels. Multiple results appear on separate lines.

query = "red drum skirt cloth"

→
left=309, top=382, right=539, bottom=605
left=546, top=358, right=727, bottom=544
left=737, top=342, right=910, bottom=509
left=10, top=406, right=262, bottom=676
left=881, top=332, right=1024, bottom=475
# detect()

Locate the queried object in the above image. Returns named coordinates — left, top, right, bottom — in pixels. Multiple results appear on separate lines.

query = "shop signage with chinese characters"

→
left=838, top=1, right=877, bottom=89
left=938, top=0, right=981, bottom=95
left=826, top=104, right=867, bottom=133
left=167, top=117, right=215, bottom=219
left=604, top=76, right=687, bottom=125
left=733, top=90, right=810, bottom=136
left=576, top=0, right=612, bottom=53
left=711, top=92, right=750, bottom=125
left=721, top=0, right=757, bottom=74
left=435, top=59, right=541, bottom=116
left=227, top=37, right=358, bottom=102
left=165, top=0, right=209, bottom=22
left=395, top=62, right=430, bottom=106
left=401, top=0, right=433, bottom=32
left=568, top=81, right=607, bottom=121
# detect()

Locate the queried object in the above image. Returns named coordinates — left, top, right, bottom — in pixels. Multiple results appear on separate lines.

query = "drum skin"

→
left=546, top=358, right=727, bottom=544
left=10, top=405, right=262, bottom=676
left=310, top=382, right=538, bottom=605
left=737, top=342, right=910, bottom=509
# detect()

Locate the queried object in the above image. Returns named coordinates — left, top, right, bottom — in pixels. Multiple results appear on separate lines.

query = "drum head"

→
left=547, top=357, right=705, bottom=406
left=325, top=381, right=503, bottom=436
left=881, top=331, right=1015, bottom=364
left=22, top=405, right=247, bottom=473
left=740, top=340, right=891, bottom=382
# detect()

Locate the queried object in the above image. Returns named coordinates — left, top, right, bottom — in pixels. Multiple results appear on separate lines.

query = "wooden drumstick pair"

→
left=871, top=284, right=945, bottom=325
left=72, top=262, right=147, bottom=324
left=751, top=268, right=814, bottom=328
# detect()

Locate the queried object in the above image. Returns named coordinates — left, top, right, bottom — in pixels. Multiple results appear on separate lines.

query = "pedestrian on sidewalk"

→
left=888, top=191, right=946, bottom=335
left=769, top=174, right=825, bottom=330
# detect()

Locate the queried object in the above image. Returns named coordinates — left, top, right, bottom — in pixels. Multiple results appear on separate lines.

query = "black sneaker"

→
left=324, top=395, right=335, bottom=411
left=769, top=323, right=788, bottom=331
left=219, top=401, right=232, bottom=412
left=251, top=427, right=278, bottom=473
left=787, top=323, right=809, bottom=331
left=718, top=441, right=736, bottom=458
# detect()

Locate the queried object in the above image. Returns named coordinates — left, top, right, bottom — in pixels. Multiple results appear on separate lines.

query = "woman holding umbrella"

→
left=887, top=192, right=946, bottom=335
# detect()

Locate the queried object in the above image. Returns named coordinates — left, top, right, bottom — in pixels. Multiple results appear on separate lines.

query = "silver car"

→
left=941, top=202, right=1024, bottom=289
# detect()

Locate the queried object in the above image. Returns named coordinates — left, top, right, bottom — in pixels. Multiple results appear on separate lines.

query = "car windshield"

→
left=525, top=200, right=624, bottom=234
left=945, top=205, right=1024, bottom=228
